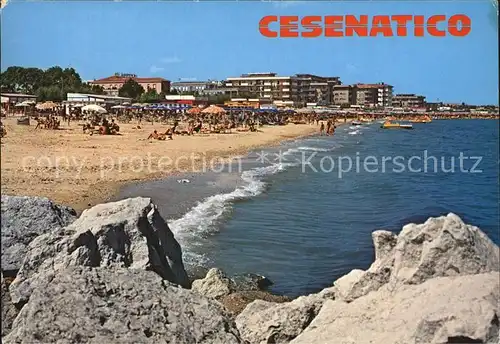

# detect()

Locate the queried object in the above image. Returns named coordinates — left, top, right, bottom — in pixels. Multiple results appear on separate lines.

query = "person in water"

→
left=326, top=120, right=332, bottom=135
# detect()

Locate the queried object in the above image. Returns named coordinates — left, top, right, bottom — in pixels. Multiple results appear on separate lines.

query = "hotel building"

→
left=171, top=80, right=239, bottom=97
left=225, top=73, right=293, bottom=103
left=89, top=73, right=171, bottom=96
left=392, top=93, right=426, bottom=108
left=225, top=73, right=341, bottom=106
left=332, top=85, right=358, bottom=106
left=355, top=83, right=393, bottom=107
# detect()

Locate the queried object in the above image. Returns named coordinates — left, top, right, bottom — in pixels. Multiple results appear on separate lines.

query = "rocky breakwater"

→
left=1, top=195, right=241, bottom=343
left=1, top=195, right=499, bottom=344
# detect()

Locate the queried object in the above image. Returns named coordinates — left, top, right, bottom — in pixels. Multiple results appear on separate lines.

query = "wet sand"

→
left=0, top=117, right=318, bottom=212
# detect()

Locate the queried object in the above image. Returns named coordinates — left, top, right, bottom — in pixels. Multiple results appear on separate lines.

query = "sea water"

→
left=118, top=120, right=499, bottom=297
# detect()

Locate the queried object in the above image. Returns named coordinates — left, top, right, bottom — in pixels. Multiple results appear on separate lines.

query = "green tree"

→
left=1, top=66, right=40, bottom=93
left=139, top=88, right=160, bottom=103
left=36, top=85, right=64, bottom=102
left=79, top=83, right=106, bottom=95
left=207, top=94, right=230, bottom=105
left=118, top=79, right=145, bottom=100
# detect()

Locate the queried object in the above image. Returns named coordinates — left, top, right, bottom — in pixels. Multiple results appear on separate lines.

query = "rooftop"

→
left=356, top=83, right=393, bottom=89
left=90, top=75, right=169, bottom=84
left=1, top=93, right=37, bottom=98
left=66, top=92, right=132, bottom=100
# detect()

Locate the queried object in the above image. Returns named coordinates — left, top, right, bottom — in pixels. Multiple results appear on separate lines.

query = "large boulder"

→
left=334, top=213, right=500, bottom=302
left=9, top=197, right=190, bottom=305
left=291, top=272, right=500, bottom=344
left=4, top=266, right=243, bottom=344
left=221, top=291, right=290, bottom=316
left=1, top=274, right=19, bottom=336
left=235, top=287, right=335, bottom=344
left=191, top=268, right=237, bottom=299
left=232, top=273, right=274, bottom=292
left=1, top=195, right=76, bottom=273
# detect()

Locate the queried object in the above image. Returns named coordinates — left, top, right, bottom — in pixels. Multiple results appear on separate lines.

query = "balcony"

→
left=264, top=82, right=271, bottom=86
left=225, top=83, right=233, bottom=86
left=264, top=88, right=271, bottom=92
left=283, top=88, right=290, bottom=92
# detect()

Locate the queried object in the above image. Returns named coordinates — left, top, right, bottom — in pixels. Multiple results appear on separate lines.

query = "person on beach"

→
left=147, top=130, right=167, bottom=141
left=164, top=127, right=174, bottom=140
left=320, top=122, right=325, bottom=135
left=326, top=120, right=332, bottom=136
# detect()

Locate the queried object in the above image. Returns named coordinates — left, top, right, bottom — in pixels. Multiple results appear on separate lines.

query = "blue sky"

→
left=1, top=0, right=498, bottom=104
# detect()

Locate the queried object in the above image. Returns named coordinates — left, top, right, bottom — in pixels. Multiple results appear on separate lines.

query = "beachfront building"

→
left=89, top=73, right=171, bottom=96
left=392, top=94, right=426, bottom=108
left=332, top=85, right=358, bottom=106
left=65, top=93, right=132, bottom=106
left=226, top=73, right=293, bottom=103
left=355, top=83, right=393, bottom=108
left=171, top=80, right=239, bottom=97
left=202, top=87, right=239, bottom=97
left=170, top=80, right=224, bottom=94
left=225, top=72, right=341, bottom=107
left=1, top=92, right=37, bottom=105
left=292, top=74, right=341, bottom=106
left=1, top=93, right=37, bottom=114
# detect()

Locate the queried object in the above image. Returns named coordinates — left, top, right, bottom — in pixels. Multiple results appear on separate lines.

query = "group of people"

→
left=147, top=120, right=178, bottom=141
left=82, top=117, right=120, bottom=135
left=35, top=115, right=61, bottom=130
left=319, top=119, right=336, bottom=136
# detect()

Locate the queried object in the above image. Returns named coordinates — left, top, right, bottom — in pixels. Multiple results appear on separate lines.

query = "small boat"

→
left=399, top=124, right=414, bottom=130
left=381, top=121, right=413, bottom=130
left=351, top=121, right=362, bottom=126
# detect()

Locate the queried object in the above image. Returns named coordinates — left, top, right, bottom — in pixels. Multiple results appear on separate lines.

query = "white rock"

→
left=191, top=268, right=237, bottom=299
left=292, top=272, right=500, bottom=344
left=235, top=287, right=335, bottom=344
left=334, top=213, right=499, bottom=302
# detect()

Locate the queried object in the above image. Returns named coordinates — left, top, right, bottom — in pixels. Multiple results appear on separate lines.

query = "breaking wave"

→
left=169, top=161, right=298, bottom=266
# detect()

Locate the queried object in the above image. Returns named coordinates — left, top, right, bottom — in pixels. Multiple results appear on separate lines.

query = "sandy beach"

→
left=0, top=117, right=318, bottom=211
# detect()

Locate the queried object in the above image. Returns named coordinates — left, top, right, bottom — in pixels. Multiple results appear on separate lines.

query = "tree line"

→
left=1, top=65, right=232, bottom=105
left=0, top=66, right=106, bottom=102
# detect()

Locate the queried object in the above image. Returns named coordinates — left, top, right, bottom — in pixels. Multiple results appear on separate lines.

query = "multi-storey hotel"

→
left=332, top=84, right=357, bottom=106
left=392, top=93, right=426, bottom=108
left=355, top=83, right=393, bottom=107
left=225, top=73, right=341, bottom=106
left=225, top=73, right=293, bottom=104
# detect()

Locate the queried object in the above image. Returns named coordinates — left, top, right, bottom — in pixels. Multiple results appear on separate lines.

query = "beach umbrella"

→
left=201, top=105, right=226, bottom=115
left=81, top=104, right=107, bottom=113
left=36, top=101, right=58, bottom=110
left=111, top=105, right=126, bottom=109
left=15, top=102, right=31, bottom=107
